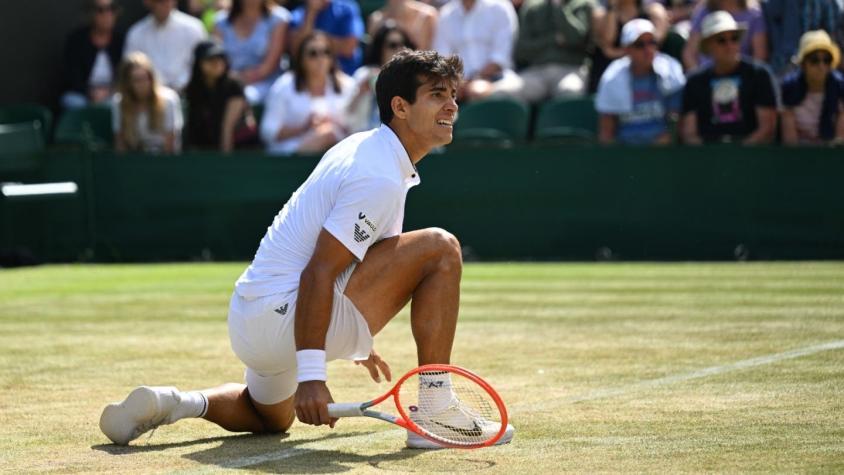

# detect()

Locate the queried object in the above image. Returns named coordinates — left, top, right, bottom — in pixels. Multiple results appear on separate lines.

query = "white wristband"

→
left=296, top=349, right=327, bottom=383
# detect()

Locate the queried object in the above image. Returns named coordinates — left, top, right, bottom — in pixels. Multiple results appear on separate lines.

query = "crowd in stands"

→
left=52, top=0, right=844, bottom=153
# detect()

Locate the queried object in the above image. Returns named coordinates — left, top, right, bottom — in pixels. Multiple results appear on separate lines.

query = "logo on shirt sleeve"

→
left=354, top=223, right=371, bottom=243
left=354, top=211, right=377, bottom=243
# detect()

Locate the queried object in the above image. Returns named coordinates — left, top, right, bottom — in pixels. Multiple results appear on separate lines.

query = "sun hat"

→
left=794, top=30, right=841, bottom=69
left=700, top=10, right=747, bottom=52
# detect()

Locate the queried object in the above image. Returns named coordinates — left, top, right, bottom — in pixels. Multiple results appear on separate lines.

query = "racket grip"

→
left=327, top=402, right=365, bottom=417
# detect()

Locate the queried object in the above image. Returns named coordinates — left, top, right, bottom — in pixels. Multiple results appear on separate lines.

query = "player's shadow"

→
left=180, top=431, right=430, bottom=474
left=92, top=431, right=432, bottom=473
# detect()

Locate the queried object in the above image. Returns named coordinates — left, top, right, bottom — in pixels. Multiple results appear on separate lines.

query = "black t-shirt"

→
left=186, top=76, right=246, bottom=149
left=682, top=59, right=778, bottom=143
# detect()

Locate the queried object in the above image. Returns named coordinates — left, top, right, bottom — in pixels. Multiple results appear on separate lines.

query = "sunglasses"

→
left=305, top=48, right=332, bottom=59
left=714, top=33, right=740, bottom=45
left=806, top=53, right=833, bottom=66
left=631, top=39, right=658, bottom=49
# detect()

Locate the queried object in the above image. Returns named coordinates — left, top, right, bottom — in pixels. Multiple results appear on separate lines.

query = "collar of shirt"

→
left=378, top=124, right=421, bottom=187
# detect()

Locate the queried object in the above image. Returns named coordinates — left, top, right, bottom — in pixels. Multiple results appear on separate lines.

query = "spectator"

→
left=762, top=0, right=843, bottom=78
left=596, top=18, right=686, bottom=144
left=653, top=0, right=698, bottom=36
left=433, top=0, right=519, bottom=101
left=781, top=30, right=844, bottom=145
left=590, top=0, right=669, bottom=92
left=213, top=0, right=290, bottom=104
left=505, top=0, right=596, bottom=103
left=367, top=0, right=438, bottom=50
left=124, top=0, right=208, bottom=92
left=113, top=52, right=184, bottom=153
left=347, top=22, right=415, bottom=133
left=681, top=11, right=778, bottom=144
left=288, top=0, right=365, bottom=76
left=186, top=41, right=258, bottom=151
left=682, top=0, right=767, bottom=71
left=62, top=0, right=126, bottom=109
left=260, top=31, right=354, bottom=154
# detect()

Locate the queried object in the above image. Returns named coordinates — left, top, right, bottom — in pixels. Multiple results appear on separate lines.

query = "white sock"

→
left=170, top=391, right=207, bottom=421
left=418, top=371, right=456, bottom=414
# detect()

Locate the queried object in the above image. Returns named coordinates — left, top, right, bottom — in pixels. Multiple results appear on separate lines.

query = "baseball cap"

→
left=621, top=19, right=656, bottom=48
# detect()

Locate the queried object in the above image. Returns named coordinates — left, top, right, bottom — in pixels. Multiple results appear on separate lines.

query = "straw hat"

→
left=794, top=30, right=841, bottom=69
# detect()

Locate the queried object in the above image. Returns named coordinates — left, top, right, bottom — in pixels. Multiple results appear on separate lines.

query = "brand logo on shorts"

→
left=274, top=303, right=289, bottom=316
left=354, top=223, right=371, bottom=243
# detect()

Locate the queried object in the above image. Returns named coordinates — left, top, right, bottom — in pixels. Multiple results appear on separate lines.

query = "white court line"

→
left=518, top=339, right=844, bottom=412
left=182, top=340, right=844, bottom=472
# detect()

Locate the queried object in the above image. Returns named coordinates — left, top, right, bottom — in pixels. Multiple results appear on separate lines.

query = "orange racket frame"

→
left=328, top=364, right=508, bottom=449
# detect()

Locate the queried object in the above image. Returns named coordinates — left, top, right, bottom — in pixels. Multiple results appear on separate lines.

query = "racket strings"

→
left=399, top=371, right=502, bottom=446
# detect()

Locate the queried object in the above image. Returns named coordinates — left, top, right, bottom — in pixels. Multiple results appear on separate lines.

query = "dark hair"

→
left=88, top=0, right=120, bottom=16
left=375, top=50, right=463, bottom=125
left=364, top=21, right=416, bottom=67
left=293, top=31, right=342, bottom=93
left=186, top=41, right=231, bottom=99
left=229, top=0, right=273, bottom=23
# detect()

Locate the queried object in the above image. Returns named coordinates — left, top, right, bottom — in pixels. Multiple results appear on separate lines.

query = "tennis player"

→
left=99, top=49, right=514, bottom=449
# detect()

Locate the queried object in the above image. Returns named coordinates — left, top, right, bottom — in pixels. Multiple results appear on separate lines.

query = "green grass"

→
left=1, top=262, right=843, bottom=473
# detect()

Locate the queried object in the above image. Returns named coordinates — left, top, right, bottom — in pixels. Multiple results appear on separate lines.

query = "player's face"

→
left=403, top=78, right=459, bottom=148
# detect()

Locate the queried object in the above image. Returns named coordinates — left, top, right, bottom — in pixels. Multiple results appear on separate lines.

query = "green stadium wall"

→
left=2, top=145, right=843, bottom=263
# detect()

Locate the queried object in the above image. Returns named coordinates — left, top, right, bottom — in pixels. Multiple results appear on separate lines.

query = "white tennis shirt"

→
left=235, top=125, right=421, bottom=298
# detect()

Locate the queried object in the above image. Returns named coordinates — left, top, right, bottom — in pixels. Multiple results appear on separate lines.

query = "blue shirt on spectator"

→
left=289, top=0, right=364, bottom=75
left=617, top=74, right=680, bottom=145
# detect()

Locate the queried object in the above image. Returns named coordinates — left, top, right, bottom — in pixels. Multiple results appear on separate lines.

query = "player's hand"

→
left=355, top=348, right=392, bottom=383
left=294, top=380, right=337, bottom=427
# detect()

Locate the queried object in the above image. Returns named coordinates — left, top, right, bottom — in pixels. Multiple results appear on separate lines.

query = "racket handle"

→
left=327, top=402, right=365, bottom=417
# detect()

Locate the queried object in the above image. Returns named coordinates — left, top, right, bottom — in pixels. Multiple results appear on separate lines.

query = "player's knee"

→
left=260, top=412, right=295, bottom=434
left=427, top=227, right=462, bottom=271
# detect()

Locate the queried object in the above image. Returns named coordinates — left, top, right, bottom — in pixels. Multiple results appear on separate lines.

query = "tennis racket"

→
left=327, top=364, right=508, bottom=449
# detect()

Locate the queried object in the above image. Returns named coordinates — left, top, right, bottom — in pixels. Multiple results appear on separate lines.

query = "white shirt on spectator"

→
left=433, top=0, right=518, bottom=79
left=89, top=51, right=113, bottom=87
left=124, top=10, right=207, bottom=91
left=111, top=87, right=183, bottom=153
left=235, top=124, right=420, bottom=298
left=260, top=71, right=355, bottom=154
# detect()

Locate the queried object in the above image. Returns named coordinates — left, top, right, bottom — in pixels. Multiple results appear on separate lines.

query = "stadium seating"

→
left=0, top=122, right=46, bottom=155
left=0, top=104, right=52, bottom=142
left=452, top=97, right=530, bottom=147
left=533, top=96, right=598, bottom=144
left=54, top=105, right=113, bottom=149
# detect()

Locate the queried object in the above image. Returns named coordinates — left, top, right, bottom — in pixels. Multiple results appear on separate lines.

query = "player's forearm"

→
left=294, top=264, right=336, bottom=351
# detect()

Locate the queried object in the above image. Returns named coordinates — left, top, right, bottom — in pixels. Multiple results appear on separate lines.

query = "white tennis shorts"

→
left=227, top=264, right=373, bottom=405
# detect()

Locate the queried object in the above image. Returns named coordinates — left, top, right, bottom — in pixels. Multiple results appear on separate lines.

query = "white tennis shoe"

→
left=405, top=403, right=515, bottom=449
left=99, top=386, right=182, bottom=445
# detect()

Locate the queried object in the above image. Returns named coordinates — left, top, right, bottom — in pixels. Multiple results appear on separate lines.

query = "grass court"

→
left=1, top=262, right=843, bottom=473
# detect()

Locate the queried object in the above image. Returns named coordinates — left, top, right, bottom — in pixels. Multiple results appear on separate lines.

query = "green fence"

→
left=2, top=145, right=843, bottom=263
